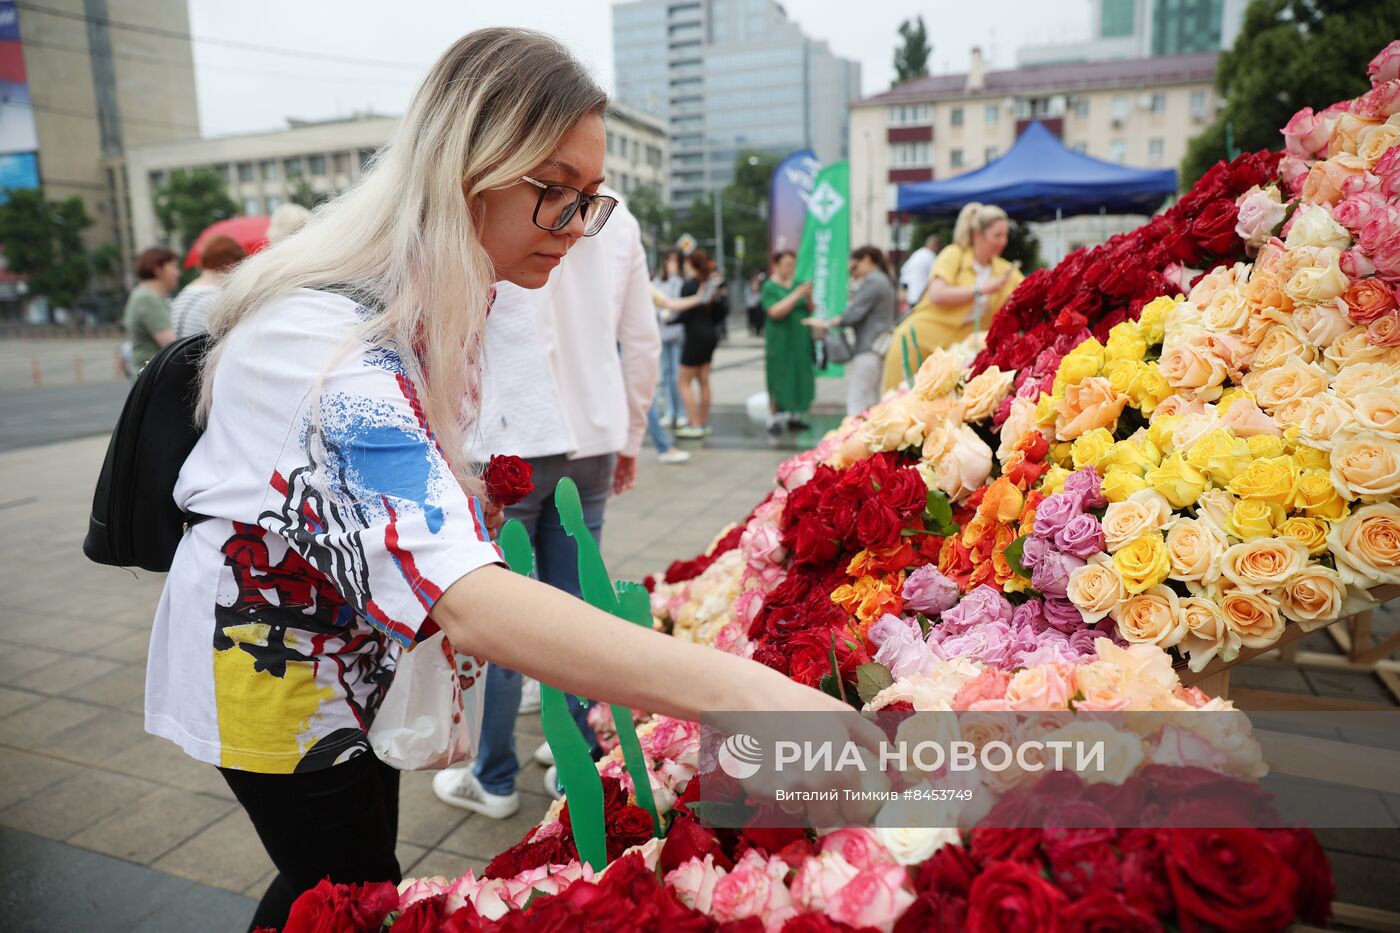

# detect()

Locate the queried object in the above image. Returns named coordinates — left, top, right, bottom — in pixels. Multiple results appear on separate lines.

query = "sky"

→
left=187, top=0, right=1095, bottom=138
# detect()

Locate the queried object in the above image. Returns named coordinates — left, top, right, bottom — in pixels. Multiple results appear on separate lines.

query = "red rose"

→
left=855, top=500, right=903, bottom=550
left=787, top=627, right=838, bottom=688
left=1190, top=199, right=1242, bottom=257
left=1062, top=891, right=1164, bottom=933
left=1118, top=830, right=1173, bottom=918
left=792, top=518, right=842, bottom=568
left=1259, top=828, right=1333, bottom=925
left=969, top=828, right=1044, bottom=866
left=661, top=815, right=734, bottom=875
left=607, top=803, right=657, bottom=859
left=1047, top=836, right=1122, bottom=900
left=483, top=454, right=534, bottom=507
left=897, top=844, right=979, bottom=933
left=882, top=466, right=929, bottom=519
left=283, top=879, right=399, bottom=933
left=389, top=895, right=451, bottom=933
left=967, top=860, right=1069, bottom=933
left=781, top=915, right=872, bottom=932
left=1161, top=828, right=1298, bottom=933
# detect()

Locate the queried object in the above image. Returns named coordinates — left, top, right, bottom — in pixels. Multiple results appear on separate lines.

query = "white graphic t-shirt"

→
left=145, top=289, right=501, bottom=774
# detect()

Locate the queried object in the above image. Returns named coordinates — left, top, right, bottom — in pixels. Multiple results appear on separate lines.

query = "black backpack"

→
left=83, top=334, right=211, bottom=572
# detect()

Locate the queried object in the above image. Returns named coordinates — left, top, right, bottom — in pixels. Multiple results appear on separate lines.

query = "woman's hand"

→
left=981, top=273, right=1010, bottom=296
left=482, top=500, right=506, bottom=539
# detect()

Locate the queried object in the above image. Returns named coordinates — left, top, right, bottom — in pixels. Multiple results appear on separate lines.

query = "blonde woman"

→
left=880, top=202, right=1024, bottom=391
left=146, top=29, right=845, bottom=930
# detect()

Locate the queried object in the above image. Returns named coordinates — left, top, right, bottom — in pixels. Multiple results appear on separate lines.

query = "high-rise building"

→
left=12, top=0, right=201, bottom=267
left=612, top=0, right=860, bottom=210
left=1019, top=0, right=1245, bottom=66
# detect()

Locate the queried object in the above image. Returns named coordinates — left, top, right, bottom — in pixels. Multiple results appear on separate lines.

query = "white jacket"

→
left=470, top=191, right=660, bottom=460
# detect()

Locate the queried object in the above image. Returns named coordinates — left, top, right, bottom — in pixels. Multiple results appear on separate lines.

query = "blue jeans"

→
left=658, top=340, right=683, bottom=422
left=473, top=453, right=613, bottom=795
left=645, top=396, right=674, bottom=453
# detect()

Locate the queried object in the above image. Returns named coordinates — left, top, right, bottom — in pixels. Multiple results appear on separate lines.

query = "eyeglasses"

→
left=520, top=176, right=618, bottom=237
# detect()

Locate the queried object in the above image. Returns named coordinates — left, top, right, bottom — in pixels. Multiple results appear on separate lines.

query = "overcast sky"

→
left=187, top=0, right=1095, bottom=137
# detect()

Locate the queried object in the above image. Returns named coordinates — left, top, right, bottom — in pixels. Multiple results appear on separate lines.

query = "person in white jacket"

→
left=433, top=189, right=662, bottom=818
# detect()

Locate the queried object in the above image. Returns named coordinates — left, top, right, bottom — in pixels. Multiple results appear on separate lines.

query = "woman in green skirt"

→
left=760, top=250, right=815, bottom=434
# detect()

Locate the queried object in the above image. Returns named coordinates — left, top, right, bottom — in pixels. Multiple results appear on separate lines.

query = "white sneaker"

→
left=431, top=767, right=520, bottom=819
left=518, top=677, right=541, bottom=715
left=533, top=741, right=555, bottom=766
left=658, top=448, right=690, bottom=464
left=544, top=765, right=563, bottom=801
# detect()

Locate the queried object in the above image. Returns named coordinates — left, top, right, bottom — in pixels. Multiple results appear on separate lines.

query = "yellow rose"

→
left=1104, top=322, right=1148, bottom=363
left=1066, top=555, right=1126, bottom=623
left=1164, top=517, right=1226, bottom=584
left=1101, top=358, right=1139, bottom=398
left=1227, top=455, right=1298, bottom=508
left=1185, top=428, right=1252, bottom=486
left=1053, top=344, right=1105, bottom=394
left=1129, top=363, right=1171, bottom=415
left=1111, top=585, right=1185, bottom=647
left=1034, top=392, right=1058, bottom=427
left=1278, top=517, right=1331, bottom=556
left=1146, top=416, right=1182, bottom=455
left=1294, top=470, right=1349, bottom=522
left=1219, top=588, right=1286, bottom=649
left=1137, top=295, right=1177, bottom=345
left=1220, top=536, right=1310, bottom=595
left=1245, top=435, right=1286, bottom=460
left=1229, top=499, right=1285, bottom=540
left=1291, top=445, right=1331, bottom=472
left=1280, top=565, right=1347, bottom=626
left=1112, top=532, right=1172, bottom=594
left=1146, top=452, right=1207, bottom=509
left=1040, top=464, right=1071, bottom=494
left=1071, top=428, right=1116, bottom=471
left=1098, top=440, right=1157, bottom=477
left=1328, top=502, right=1400, bottom=587
left=1330, top=430, right=1400, bottom=502
left=1102, top=468, right=1149, bottom=503
left=1051, top=442, right=1074, bottom=467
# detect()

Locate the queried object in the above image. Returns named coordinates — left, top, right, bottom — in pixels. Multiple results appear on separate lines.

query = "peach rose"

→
left=860, top=401, right=924, bottom=453
left=1150, top=393, right=1209, bottom=422
left=1066, top=555, right=1126, bottom=624
left=1194, top=488, right=1237, bottom=537
left=1159, top=333, right=1230, bottom=401
left=1328, top=501, right=1400, bottom=587
left=1324, top=325, right=1397, bottom=372
left=1334, top=361, right=1400, bottom=402
left=1101, top=489, right=1174, bottom=552
left=1331, top=429, right=1400, bottom=501
left=1301, top=154, right=1369, bottom=205
left=1241, top=355, right=1329, bottom=410
left=1327, top=114, right=1382, bottom=158
left=1292, top=298, right=1353, bottom=349
left=912, top=348, right=961, bottom=399
left=1164, top=517, right=1226, bottom=584
left=1177, top=596, right=1240, bottom=672
left=996, top=397, right=1048, bottom=463
left=928, top=423, right=993, bottom=503
left=1219, top=587, right=1287, bottom=649
left=1295, top=392, right=1351, bottom=450
left=1201, top=286, right=1251, bottom=333
left=1357, top=122, right=1400, bottom=165
left=960, top=366, right=1015, bottom=423
left=1111, top=585, right=1185, bottom=648
left=1219, top=396, right=1280, bottom=438
left=1279, top=565, right=1348, bottom=627
left=1282, top=247, right=1351, bottom=306
left=1219, top=536, right=1311, bottom=595
left=1187, top=262, right=1250, bottom=306
left=1367, top=313, right=1400, bottom=348
left=1351, top=388, right=1400, bottom=438
left=1250, top=323, right=1315, bottom=370
left=1055, top=376, right=1128, bottom=441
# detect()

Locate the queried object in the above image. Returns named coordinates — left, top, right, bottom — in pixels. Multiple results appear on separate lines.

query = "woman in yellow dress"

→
left=881, top=202, right=1024, bottom=392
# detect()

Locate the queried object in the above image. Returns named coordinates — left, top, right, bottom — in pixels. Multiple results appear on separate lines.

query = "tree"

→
left=1180, top=0, right=1400, bottom=188
left=626, top=183, right=674, bottom=270
left=0, top=188, right=92, bottom=316
left=289, top=177, right=331, bottom=210
left=684, top=150, right=782, bottom=280
left=894, top=16, right=931, bottom=84
left=153, top=168, right=236, bottom=253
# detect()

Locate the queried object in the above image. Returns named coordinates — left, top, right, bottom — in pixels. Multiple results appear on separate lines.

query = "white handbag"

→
left=368, top=632, right=486, bottom=771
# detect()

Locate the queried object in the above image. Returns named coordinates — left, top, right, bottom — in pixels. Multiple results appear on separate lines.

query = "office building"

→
left=1019, top=0, right=1245, bottom=65
left=612, top=0, right=860, bottom=210
left=604, top=101, right=668, bottom=202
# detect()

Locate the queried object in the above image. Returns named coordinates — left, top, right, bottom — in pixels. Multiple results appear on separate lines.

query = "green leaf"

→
left=924, top=489, right=953, bottom=526
left=819, top=672, right=843, bottom=700
left=915, top=612, right=932, bottom=636
left=855, top=662, right=894, bottom=704
left=1005, top=534, right=1035, bottom=580
left=826, top=636, right=849, bottom=705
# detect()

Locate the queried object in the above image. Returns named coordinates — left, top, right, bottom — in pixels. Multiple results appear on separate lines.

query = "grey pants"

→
left=846, top=351, right=883, bottom=417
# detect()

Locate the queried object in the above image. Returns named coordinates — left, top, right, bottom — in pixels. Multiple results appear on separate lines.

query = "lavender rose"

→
left=873, top=617, right=935, bottom=680
left=1031, top=550, right=1086, bottom=599
left=1054, top=513, right=1107, bottom=559
left=1032, top=492, right=1083, bottom=540
left=1020, top=535, right=1052, bottom=570
left=902, top=566, right=961, bottom=616
left=928, top=620, right=1013, bottom=668
left=1042, top=595, right=1087, bottom=633
left=1010, top=598, right=1048, bottom=632
left=1063, top=467, right=1108, bottom=510
left=1014, top=631, right=1083, bottom=667
left=939, top=584, right=1013, bottom=630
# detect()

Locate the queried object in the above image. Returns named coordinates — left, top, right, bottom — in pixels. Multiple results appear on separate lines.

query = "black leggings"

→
left=219, top=753, right=401, bottom=932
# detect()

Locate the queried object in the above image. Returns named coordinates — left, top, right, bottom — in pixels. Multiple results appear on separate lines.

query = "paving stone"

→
left=41, top=708, right=148, bottom=767
left=9, top=654, right=122, bottom=698
left=152, top=808, right=275, bottom=894
left=1327, top=849, right=1400, bottom=912
left=0, top=696, right=105, bottom=750
left=93, top=629, right=155, bottom=665
left=0, top=749, right=82, bottom=810
left=0, top=768, right=158, bottom=840
left=437, top=800, right=554, bottom=861
left=0, top=643, right=67, bottom=686
left=1303, top=669, right=1397, bottom=705
left=404, top=850, right=485, bottom=883
left=68, top=785, right=236, bottom=865
left=0, top=685, right=44, bottom=718
left=1227, top=662, right=1313, bottom=694
left=396, top=770, right=468, bottom=848
left=1315, top=828, right=1400, bottom=861
left=396, top=841, right=429, bottom=878
left=63, top=661, right=146, bottom=709
left=241, top=865, right=277, bottom=899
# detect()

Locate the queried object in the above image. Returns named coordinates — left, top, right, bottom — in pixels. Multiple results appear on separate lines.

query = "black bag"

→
left=83, top=334, right=211, bottom=572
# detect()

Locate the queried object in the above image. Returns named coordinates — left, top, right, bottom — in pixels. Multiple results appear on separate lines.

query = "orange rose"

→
left=1219, top=588, right=1286, bottom=649
left=1344, top=278, right=1398, bottom=326
left=1164, top=518, right=1226, bottom=584
left=1219, top=537, right=1311, bottom=595
left=1328, top=502, right=1400, bottom=587
left=1279, top=565, right=1347, bottom=627
left=1241, top=355, right=1329, bottom=410
left=1159, top=333, right=1230, bottom=400
left=1331, top=430, right=1400, bottom=501
left=1055, top=376, right=1128, bottom=441
left=977, top=477, right=1024, bottom=524
left=1111, top=585, right=1186, bottom=648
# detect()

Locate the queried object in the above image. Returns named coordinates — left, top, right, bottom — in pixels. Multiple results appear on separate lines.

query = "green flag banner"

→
left=795, top=160, right=850, bottom=376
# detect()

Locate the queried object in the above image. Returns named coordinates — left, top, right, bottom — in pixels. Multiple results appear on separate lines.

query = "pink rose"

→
left=643, top=716, right=700, bottom=760
left=950, top=669, right=1012, bottom=709
left=1282, top=106, right=1332, bottom=157
left=399, top=876, right=450, bottom=909
left=1370, top=40, right=1400, bottom=86
left=665, top=854, right=725, bottom=914
left=1279, top=153, right=1312, bottom=198
left=1355, top=79, right=1400, bottom=120
left=1234, top=185, right=1287, bottom=251
left=1334, top=191, right=1390, bottom=235
left=1003, top=663, right=1077, bottom=710
left=1343, top=247, right=1380, bottom=279
left=1221, top=396, right=1281, bottom=437
left=1374, top=234, right=1400, bottom=281
left=1148, top=724, right=1228, bottom=772
left=820, top=828, right=900, bottom=872
left=1375, top=146, right=1400, bottom=198
left=777, top=450, right=819, bottom=490
left=792, top=852, right=915, bottom=933
left=1368, top=311, right=1400, bottom=347
left=709, top=850, right=795, bottom=928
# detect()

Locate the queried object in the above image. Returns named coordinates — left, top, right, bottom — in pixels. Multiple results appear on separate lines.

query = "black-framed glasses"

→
left=521, top=176, right=617, bottom=236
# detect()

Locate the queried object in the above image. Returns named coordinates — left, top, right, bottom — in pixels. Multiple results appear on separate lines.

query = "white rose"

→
left=1042, top=720, right=1146, bottom=785
left=873, top=826, right=961, bottom=866
left=1284, top=202, right=1353, bottom=251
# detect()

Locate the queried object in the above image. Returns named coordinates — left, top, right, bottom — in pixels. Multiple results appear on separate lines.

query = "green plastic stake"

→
left=901, top=332, right=916, bottom=387
left=499, top=519, right=607, bottom=872
left=553, top=478, right=662, bottom=837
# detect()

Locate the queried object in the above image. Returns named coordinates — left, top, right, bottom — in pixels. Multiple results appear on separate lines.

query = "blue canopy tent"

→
left=896, top=121, right=1178, bottom=220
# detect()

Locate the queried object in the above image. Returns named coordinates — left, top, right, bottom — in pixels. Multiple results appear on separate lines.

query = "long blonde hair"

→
left=952, top=202, right=1009, bottom=250
left=202, top=28, right=606, bottom=490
